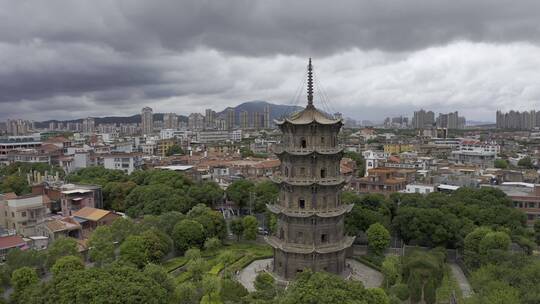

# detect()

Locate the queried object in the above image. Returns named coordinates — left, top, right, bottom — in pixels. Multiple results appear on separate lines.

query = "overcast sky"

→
left=2, top=0, right=540, bottom=122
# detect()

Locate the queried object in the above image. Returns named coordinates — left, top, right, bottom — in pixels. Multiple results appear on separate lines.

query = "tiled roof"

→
left=73, top=207, right=111, bottom=221
left=0, top=235, right=26, bottom=249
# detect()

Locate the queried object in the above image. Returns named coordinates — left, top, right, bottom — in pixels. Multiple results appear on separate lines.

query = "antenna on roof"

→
left=307, top=58, right=314, bottom=107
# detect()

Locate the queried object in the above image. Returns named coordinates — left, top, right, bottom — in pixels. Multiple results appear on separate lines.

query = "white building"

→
left=402, top=184, right=436, bottom=194
left=362, top=150, right=389, bottom=176
left=102, top=153, right=142, bottom=174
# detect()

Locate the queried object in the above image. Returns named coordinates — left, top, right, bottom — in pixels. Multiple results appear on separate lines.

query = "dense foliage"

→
left=67, top=167, right=223, bottom=214
left=0, top=162, right=65, bottom=195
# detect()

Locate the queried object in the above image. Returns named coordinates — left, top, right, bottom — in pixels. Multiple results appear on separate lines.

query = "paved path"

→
left=347, top=259, right=383, bottom=288
left=237, top=258, right=273, bottom=292
left=449, top=263, right=473, bottom=298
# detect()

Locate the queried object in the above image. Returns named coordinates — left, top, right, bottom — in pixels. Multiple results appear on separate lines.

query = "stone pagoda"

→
left=266, top=58, right=354, bottom=279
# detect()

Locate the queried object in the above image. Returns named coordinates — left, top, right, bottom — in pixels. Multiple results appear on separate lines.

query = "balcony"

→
left=271, top=175, right=348, bottom=186
left=266, top=235, right=355, bottom=254
left=267, top=203, right=353, bottom=217
left=272, top=144, right=343, bottom=155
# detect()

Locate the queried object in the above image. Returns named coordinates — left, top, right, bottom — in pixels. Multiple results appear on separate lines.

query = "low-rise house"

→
left=36, top=217, right=82, bottom=241
left=0, top=194, right=48, bottom=236
left=72, top=207, right=121, bottom=238
left=0, top=234, right=28, bottom=261
left=351, top=168, right=408, bottom=194
left=482, top=182, right=540, bottom=226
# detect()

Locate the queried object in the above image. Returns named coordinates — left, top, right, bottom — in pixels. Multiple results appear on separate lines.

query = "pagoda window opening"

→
left=284, top=166, right=289, bottom=177
left=279, top=228, right=285, bottom=239
left=299, top=199, right=305, bottom=209
left=300, top=167, right=306, bottom=176
left=320, top=168, right=326, bottom=178
left=321, top=136, right=325, bottom=145
left=321, top=233, right=328, bottom=243
left=300, top=137, right=307, bottom=148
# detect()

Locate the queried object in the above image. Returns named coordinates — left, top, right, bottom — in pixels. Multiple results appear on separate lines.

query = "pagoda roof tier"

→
left=274, top=104, right=342, bottom=126
left=265, top=235, right=355, bottom=254
left=271, top=175, right=348, bottom=186
left=273, top=145, right=343, bottom=156
left=267, top=203, right=353, bottom=217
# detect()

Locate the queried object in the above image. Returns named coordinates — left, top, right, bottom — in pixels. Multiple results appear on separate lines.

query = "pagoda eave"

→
left=267, top=203, right=353, bottom=217
left=265, top=235, right=355, bottom=254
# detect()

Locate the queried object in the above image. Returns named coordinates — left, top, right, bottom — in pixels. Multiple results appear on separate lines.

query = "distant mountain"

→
left=33, top=101, right=300, bottom=128
left=218, top=100, right=303, bottom=124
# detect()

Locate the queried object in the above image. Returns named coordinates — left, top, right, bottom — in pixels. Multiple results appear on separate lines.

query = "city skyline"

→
left=2, top=1, right=540, bottom=121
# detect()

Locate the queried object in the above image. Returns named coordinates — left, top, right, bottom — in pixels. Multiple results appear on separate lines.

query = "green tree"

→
left=253, top=272, right=276, bottom=300
left=144, top=264, right=177, bottom=303
left=124, top=184, right=194, bottom=217
left=46, top=237, right=79, bottom=269
left=534, top=219, right=540, bottom=245
left=226, top=179, right=255, bottom=209
left=119, top=235, right=148, bottom=268
left=280, top=270, right=389, bottom=304
left=242, top=215, right=258, bottom=240
left=5, top=249, right=45, bottom=276
left=141, top=228, right=173, bottom=263
left=51, top=255, right=84, bottom=277
left=1, top=175, right=30, bottom=195
left=102, top=181, right=137, bottom=211
left=40, top=265, right=170, bottom=304
left=88, top=225, right=116, bottom=266
left=382, top=255, right=401, bottom=288
left=478, top=231, right=511, bottom=265
left=110, top=217, right=139, bottom=243
left=220, top=278, right=248, bottom=303
left=166, top=144, right=184, bottom=156
left=201, top=275, right=221, bottom=302
left=158, top=211, right=186, bottom=236
left=464, top=227, right=492, bottom=269
left=402, top=250, right=445, bottom=304
left=253, top=180, right=279, bottom=213
left=518, top=156, right=534, bottom=169
left=344, top=151, right=365, bottom=177
left=494, top=159, right=509, bottom=169
left=230, top=218, right=244, bottom=241
left=176, top=281, right=199, bottom=304
left=10, top=267, right=39, bottom=304
left=172, top=219, right=205, bottom=253
left=188, top=204, right=227, bottom=239
left=367, top=223, right=391, bottom=256
left=204, top=237, right=221, bottom=251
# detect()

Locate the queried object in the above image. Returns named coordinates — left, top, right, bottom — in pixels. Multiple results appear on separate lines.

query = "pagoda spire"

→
left=307, top=58, right=314, bottom=106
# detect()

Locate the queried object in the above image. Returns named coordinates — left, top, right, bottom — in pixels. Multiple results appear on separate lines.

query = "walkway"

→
left=237, top=258, right=273, bottom=292
left=347, top=258, right=383, bottom=288
left=449, top=263, right=473, bottom=298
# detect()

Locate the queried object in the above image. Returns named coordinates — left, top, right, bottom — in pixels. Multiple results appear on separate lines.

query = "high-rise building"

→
left=263, top=105, right=271, bottom=129
left=240, top=111, right=249, bottom=129
left=82, top=117, right=95, bottom=133
left=412, top=109, right=435, bottom=129
left=205, top=109, right=216, bottom=129
left=6, top=119, right=31, bottom=136
left=141, top=107, right=154, bottom=135
left=266, top=59, right=353, bottom=279
left=163, top=113, right=178, bottom=129
left=252, top=112, right=261, bottom=129
left=496, top=110, right=538, bottom=130
left=188, top=113, right=205, bottom=131
left=226, top=108, right=235, bottom=130
left=436, top=111, right=466, bottom=129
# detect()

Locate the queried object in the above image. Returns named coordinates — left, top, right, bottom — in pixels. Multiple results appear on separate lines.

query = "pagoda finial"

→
left=307, top=58, right=314, bottom=106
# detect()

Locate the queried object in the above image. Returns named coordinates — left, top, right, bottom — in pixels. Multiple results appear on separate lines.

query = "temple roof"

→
left=275, top=105, right=342, bottom=126
left=275, top=58, right=342, bottom=126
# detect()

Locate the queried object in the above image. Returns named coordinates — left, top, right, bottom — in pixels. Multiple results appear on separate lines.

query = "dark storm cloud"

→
left=1, top=0, right=540, bottom=121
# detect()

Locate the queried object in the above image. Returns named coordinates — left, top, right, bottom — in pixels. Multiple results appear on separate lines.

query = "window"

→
left=320, top=168, right=326, bottom=178
left=321, top=234, right=328, bottom=243
left=299, top=199, right=305, bottom=209
left=296, top=231, right=304, bottom=243
left=528, top=202, right=536, bottom=208
left=21, top=211, right=26, bottom=217
left=285, top=167, right=289, bottom=176
left=321, top=136, right=325, bottom=145
left=300, top=167, right=305, bottom=176
left=300, top=138, right=307, bottom=148
left=280, top=228, right=285, bottom=239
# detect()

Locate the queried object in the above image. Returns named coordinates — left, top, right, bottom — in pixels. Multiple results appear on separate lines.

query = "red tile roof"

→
left=0, top=235, right=26, bottom=250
